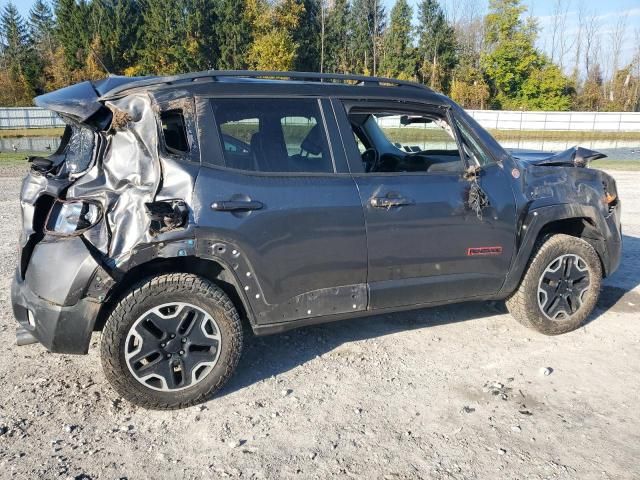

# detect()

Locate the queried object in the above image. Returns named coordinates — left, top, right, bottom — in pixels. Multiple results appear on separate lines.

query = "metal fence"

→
left=2, top=106, right=640, bottom=132
left=0, top=107, right=65, bottom=129
left=466, top=110, right=640, bottom=132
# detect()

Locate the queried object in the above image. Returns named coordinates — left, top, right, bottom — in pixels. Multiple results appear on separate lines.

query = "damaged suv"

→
left=12, top=71, right=621, bottom=409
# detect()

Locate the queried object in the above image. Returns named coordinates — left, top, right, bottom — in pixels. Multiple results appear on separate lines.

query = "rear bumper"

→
left=11, top=237, right=102, bottom=354
left=12, top=272, right=101, bottom=354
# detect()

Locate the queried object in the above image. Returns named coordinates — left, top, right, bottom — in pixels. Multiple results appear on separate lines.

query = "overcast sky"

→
left=6, top=0, right=640, bottom=76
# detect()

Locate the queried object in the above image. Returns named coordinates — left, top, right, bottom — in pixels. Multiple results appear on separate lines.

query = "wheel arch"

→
left=94, top=255, right=255, bottom=333
left=500, top=204, right=608, bottom=297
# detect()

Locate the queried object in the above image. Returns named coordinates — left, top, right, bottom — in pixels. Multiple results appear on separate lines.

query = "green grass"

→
left=0, top=150, right=33, bottom=167
left=489, top=129, right=640, bottom=141
left=591, top=160, right=640, bottom=171
left=0, top=127, right=64, bottom=138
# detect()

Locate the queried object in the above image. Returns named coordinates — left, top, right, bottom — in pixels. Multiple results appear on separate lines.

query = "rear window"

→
left=210, top=98, right=333, bottom=173
left=161, top=110, right=189, bottom=154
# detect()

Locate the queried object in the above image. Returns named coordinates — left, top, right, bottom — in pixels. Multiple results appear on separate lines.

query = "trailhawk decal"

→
left=467, top=246, right=503, bottom=256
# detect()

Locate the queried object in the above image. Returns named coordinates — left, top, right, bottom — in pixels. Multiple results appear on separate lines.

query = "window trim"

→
left=334, top=98, right=473, bottom=177
left=205, top=96, right=339, bottom=176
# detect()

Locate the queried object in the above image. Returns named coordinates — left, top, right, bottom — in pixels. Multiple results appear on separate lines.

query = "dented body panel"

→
left=12, top=71, right=622, bottom=354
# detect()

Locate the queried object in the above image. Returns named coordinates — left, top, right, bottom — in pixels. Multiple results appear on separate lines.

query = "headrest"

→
left=300, top=124, right=323, bottom=156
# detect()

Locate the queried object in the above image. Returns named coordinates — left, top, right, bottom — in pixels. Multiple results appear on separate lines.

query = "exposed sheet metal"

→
left=509, top=146, right=607, bottom=167
left=25, top=92, right=197, bottom=272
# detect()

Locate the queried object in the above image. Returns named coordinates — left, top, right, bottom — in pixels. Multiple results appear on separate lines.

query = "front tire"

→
left=506, top=234, right=602, bottom=335
left=100, top=273, right=243, bottom=409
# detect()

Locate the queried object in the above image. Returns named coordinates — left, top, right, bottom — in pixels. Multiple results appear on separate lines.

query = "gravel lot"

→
left=0, top=169, right=638, bottom=480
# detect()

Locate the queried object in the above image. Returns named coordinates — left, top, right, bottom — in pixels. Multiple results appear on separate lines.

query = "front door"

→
left=333, top=99, right=517, bottom=310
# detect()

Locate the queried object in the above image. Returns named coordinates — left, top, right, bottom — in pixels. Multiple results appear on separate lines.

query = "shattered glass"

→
left=63, top=126, right=95, bottom=176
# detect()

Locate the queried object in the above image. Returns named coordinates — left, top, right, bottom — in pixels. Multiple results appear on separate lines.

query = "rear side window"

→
left=161, top=110, right=189, bottom=154
left=210, top=98, right=333, bottom=173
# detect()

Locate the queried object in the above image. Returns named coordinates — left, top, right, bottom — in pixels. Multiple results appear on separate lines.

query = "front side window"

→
left=455, top=119, right=496, bottom=167
left=348, top=109, right=464, bottom=174
left=211, top=98, right=333, bottom=173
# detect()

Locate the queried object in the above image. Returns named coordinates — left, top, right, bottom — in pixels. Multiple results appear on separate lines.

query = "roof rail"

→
left=100, top=70, right=432, bottom=98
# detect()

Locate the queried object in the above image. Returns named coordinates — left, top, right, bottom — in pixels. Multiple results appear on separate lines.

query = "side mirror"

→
left=400, top=115, right=432, bottom=126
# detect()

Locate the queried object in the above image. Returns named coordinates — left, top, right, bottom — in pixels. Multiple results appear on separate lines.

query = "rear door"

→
left=194, top=97, right=368, bottom=325
left=332, top=99, right=517, bottom=310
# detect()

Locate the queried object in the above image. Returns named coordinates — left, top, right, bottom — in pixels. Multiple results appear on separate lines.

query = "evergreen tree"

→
left=415, top=0, right=456, bottom=91
left=350, top=0, right=386, bottom=75
left=381, top=0, right=413, bottom=80
left=293, top=0, right=320, bottom=72
left=1, top=2, right=38, bottom=105
left=324, top=0, right=350, bottom=73
left=216, top=0, right=252, bottom=69
left=135, top=0, right=194, bottom=74
left=54, top=0, right=92, bottom=71
left=90, top=0, right=142, bottom=74
left=29, top=0, right=55, bottom=53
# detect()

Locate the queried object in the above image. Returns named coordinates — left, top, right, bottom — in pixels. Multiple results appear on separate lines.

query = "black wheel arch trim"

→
left=498, top=203, right=618, bottom=298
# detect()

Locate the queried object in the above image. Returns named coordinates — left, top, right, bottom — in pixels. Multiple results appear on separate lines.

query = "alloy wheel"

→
left=124, top=302, right=222, bottom=391
left=537, top=254, right=591, bottom=321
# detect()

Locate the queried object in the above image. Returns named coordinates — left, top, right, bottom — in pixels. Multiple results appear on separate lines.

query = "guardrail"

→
left=2, top=107, right=640, bottom=132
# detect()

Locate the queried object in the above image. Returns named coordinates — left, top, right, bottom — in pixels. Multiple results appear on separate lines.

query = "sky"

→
left=5, top=0, right=640, bottom=77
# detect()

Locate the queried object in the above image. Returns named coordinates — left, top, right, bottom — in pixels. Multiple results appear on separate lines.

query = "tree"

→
left=246, top=0, right=304, bottom=71
left=450, top=64, right=489, bottom=109
left=54, top=0, right=92, bottom=71
left=29, top=0, right=55, bottom=54
left=0, top=2, right=38, bottom=105
left=415, top=0, right=456, bottom=92
left=350, top=0, right=386, bottom=75
left=90, top=0, right=143, bottom=74
left=135, top=0, right=198, bottom=75
left=481, top=0, right=572, bottom=110
left=380, top=0, right=414, bottom=80
left=216, top=0, right=252, bottom=69
left=520, top=63, right=573, bottom=110
left=293, top=0, right=321, bottom=72
left=324, top=0, right=350, bottom=73
left=349, top=0, right=386, bottom=75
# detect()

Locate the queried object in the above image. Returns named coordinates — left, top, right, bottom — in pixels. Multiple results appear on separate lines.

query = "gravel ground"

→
left=0, top=170, right=638, bottom=480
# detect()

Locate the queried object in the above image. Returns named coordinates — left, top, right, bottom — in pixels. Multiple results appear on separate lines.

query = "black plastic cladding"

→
left=13, top=70, right=622, bottom=354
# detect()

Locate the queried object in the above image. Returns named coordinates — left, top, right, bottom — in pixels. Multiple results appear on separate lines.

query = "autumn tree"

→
left=246, top=0, right=304, bottom=71
left=481, top=0, right=572, bottom=110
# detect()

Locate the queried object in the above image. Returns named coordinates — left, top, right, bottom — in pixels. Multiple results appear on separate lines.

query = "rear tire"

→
left=100, top=273, right=243, bottom=409
left=506, top=234, right=602, bottom=335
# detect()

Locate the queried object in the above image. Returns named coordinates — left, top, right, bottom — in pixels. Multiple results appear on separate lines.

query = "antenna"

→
left=89, top=44, right=111, bottom=76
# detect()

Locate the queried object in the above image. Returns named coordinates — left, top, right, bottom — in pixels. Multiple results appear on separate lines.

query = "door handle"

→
left=370, top=196, right=415, bottom=208
left=211, top=200, right=264, bottom=211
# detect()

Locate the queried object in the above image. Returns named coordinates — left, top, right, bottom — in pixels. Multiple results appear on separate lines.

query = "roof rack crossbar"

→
left=101, top=70, right=431, bottom=98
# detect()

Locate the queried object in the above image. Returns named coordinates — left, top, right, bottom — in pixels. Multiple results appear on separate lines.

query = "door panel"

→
left=194, top=169, right=367, bottom=324
left=355, top=168, right=516, bottom=308
left=194, top=96, right=367, bottom=325
left=333, top=99, right=517, bottom=310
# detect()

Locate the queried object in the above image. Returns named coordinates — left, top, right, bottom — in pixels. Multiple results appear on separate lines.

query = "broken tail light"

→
left=45, top=200, right=103, bottom=236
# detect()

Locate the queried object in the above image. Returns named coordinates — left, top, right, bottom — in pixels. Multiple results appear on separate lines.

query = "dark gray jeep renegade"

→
left=12, top=71, right=622, bottom=409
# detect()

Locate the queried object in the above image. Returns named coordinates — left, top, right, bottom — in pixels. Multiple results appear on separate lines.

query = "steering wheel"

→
left=361, top=148, right=379, bottom=173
